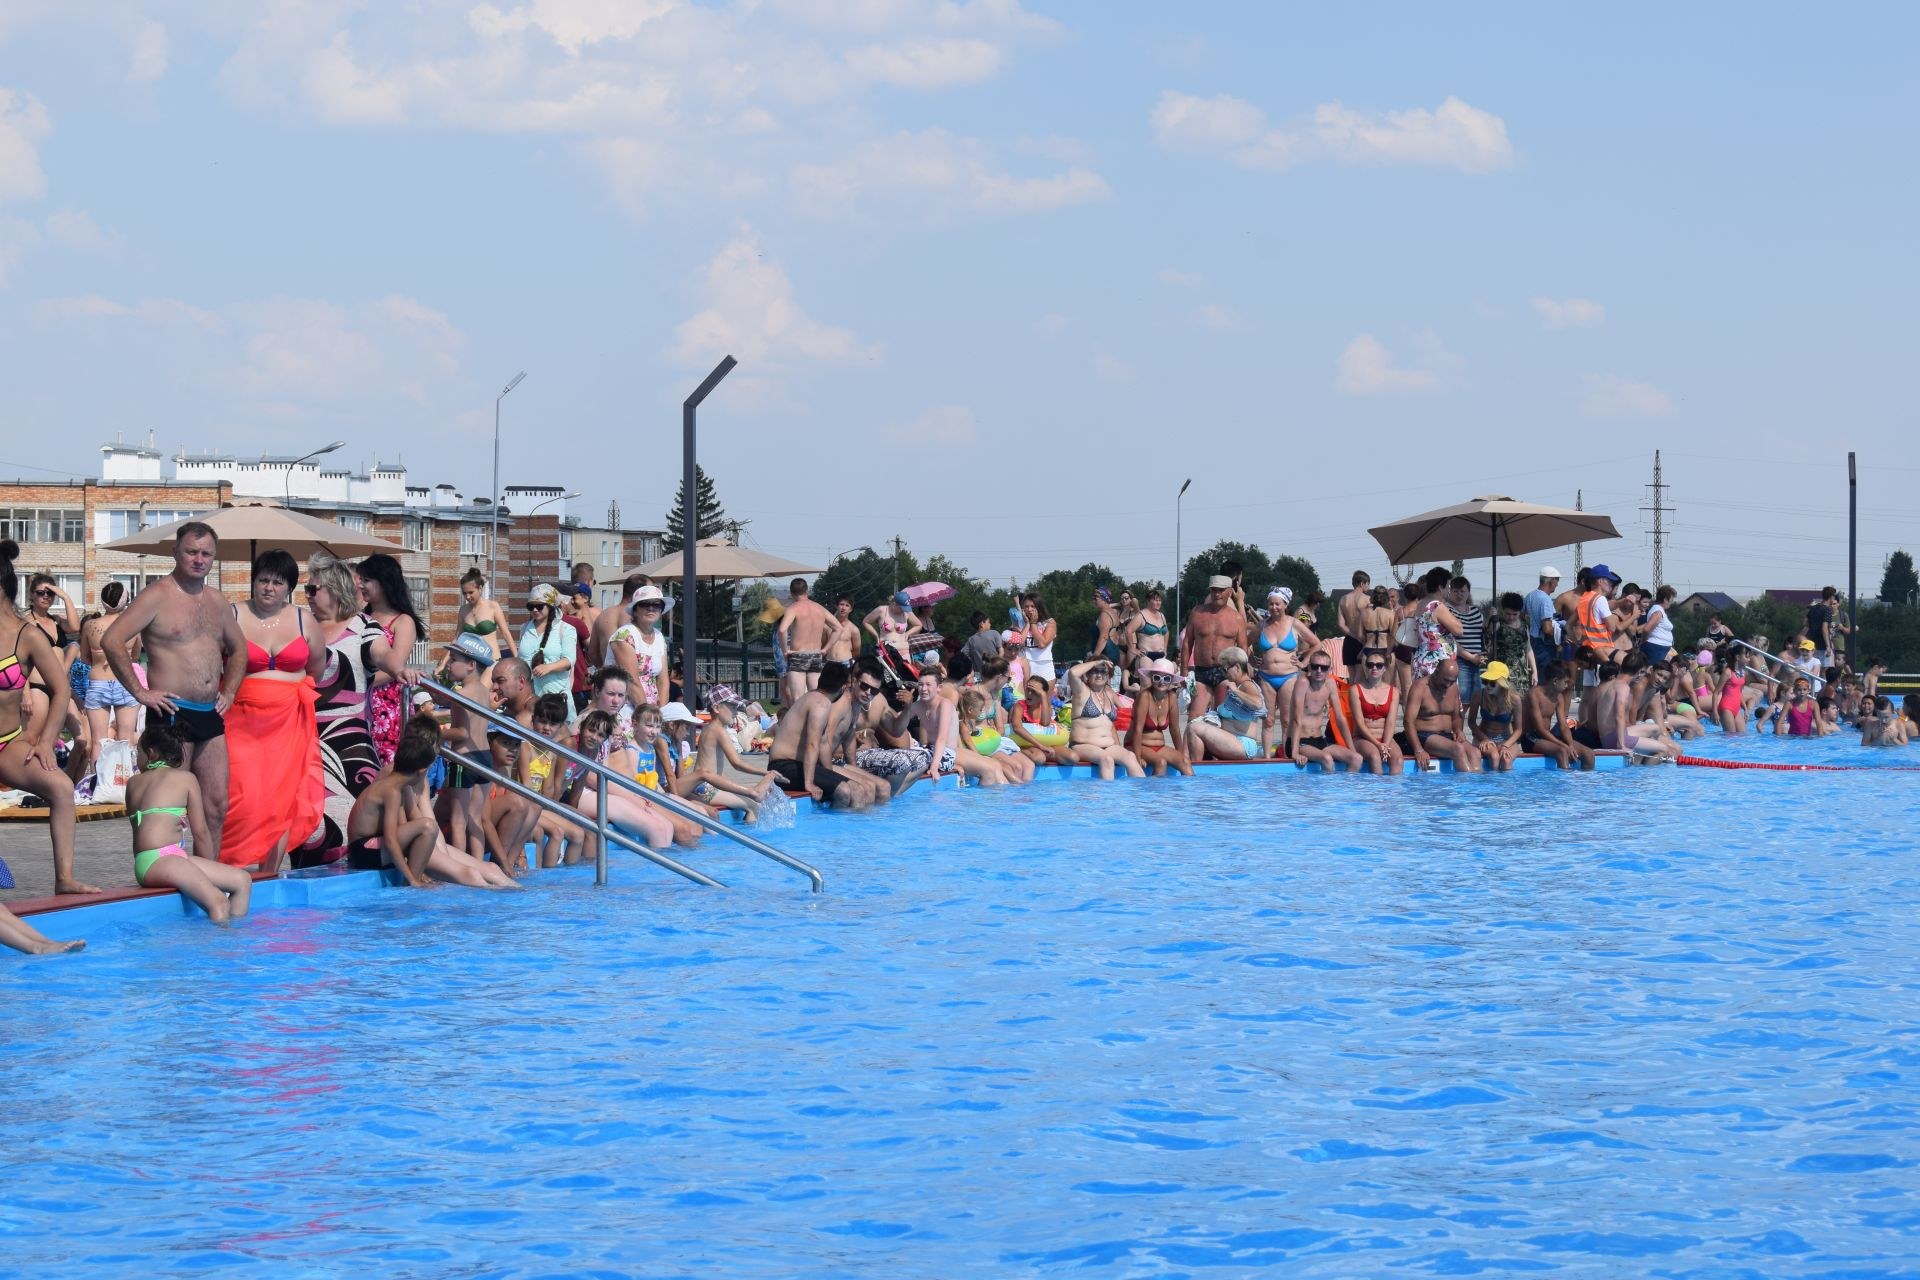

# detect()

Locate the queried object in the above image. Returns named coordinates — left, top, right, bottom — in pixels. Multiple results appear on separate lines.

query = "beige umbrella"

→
left=101, top=502, right=405, bottom=563
left=1367, top=495, right=1620, bottom=597
left=628, top=538, right=823, bottom=581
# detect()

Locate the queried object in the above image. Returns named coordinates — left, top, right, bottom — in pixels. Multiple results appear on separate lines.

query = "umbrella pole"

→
left=1489, top=522, right=1497, bottom=603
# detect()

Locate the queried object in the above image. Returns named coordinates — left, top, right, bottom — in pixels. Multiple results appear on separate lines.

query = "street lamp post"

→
left=681, top=356, right=737, bottom=711
left=1174, top=477, right=1192, bottom=637
left=522, top=490, right=580, bottom=598
left=284, top=440, right=346, bottom=508
left=490, top=371, right=527, bottom=594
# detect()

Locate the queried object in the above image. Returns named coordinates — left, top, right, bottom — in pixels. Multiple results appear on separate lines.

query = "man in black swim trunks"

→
left=104, top=522, right=247, bottom=860
left=1182, top=574, right=1249, bottom=723
left=764, top=662, right=869, bottom=808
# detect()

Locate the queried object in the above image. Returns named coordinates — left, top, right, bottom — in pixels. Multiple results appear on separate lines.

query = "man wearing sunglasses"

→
left=1285, top=657, right=1363, bottom=772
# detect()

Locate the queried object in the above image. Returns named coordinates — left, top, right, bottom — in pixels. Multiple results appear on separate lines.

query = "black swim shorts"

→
left=1193, top=665, right=1228, bottom=690
left=165, top=700, right=225, bottom=745
left=769, top=756, right=843, bottom=804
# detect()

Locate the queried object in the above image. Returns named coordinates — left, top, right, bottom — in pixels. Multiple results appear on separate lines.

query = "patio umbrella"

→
left=101, top=502, right=405, bottom=564
left=628, top=539, right=823, bottom=581
left=1366, top=495, right=1620, bottom=598
left=902, top=581, right=954, bottom=607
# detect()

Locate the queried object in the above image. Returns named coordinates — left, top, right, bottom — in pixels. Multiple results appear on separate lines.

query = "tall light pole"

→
left=681, top=355, right=737, bottom=710
left=523, top=490, right=580, bottom=599
left=285, top=439, right=346, bottom=508
left=1174, top=477, right=1192, bottom=636
left=489, top=370, right=527, bottom=593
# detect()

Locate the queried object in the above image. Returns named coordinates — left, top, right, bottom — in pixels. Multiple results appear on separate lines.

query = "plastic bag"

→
left=92, top=739, right=137, bottom=805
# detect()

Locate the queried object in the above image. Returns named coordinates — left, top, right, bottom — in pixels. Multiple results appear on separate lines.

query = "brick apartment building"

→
left=1, top=436, right=662, bottom=644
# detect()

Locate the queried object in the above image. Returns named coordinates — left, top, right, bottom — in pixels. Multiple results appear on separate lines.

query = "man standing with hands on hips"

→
left=103, top=522, right=248, bottom=862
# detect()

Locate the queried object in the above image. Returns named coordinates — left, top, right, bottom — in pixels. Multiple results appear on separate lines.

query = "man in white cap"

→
left=1181, top=574, right=1250, bottom=722
left=1524, top=566, right=1561, bottom=678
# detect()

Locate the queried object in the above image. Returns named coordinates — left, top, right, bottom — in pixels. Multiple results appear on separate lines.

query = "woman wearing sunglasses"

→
left=1064, top=657, right=1145, bottom=780
left=518, top=584, right=577, bottom=707
left=1124, top=657, right=1192, bottom=776
left=1346, top=649, right=1403, bottom=776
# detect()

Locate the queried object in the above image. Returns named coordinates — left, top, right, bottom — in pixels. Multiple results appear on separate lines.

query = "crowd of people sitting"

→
left=1, top=530, right=1912, bottom=955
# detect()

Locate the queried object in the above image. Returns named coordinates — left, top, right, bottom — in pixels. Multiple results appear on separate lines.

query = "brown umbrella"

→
left=101, top=502, right=405, bottom=563
left=1367, top=495, right=1620, bottom=597
left=628, top=538, right=823, bottom=580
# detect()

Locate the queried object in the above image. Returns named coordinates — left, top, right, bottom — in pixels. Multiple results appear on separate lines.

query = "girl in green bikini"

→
left=126, top=720, right=252, bottom=924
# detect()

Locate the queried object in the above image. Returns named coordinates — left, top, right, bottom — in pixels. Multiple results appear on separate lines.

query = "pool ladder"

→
left=425, top=684, right=823, bottom=893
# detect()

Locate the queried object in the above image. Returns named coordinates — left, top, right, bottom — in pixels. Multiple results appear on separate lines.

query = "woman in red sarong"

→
left=219, top=550, right=325, bottom=872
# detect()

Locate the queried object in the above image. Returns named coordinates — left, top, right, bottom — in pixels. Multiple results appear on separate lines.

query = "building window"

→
left=557, top=529, right=574, bottom=572
left=0, top=507, right=85, bottom=543
left=405, top=577, right=431, bottom=610
left=55, top=574, right=85, bottom=610
left=600, top=538, right=614, bottom=568
left=103, top=509, right=201, bottom=539
left=402, top=520, right=427, bottom=551
left=460, top=525, right=488, bottom=557
left=337, top=514, right=370, bottom=533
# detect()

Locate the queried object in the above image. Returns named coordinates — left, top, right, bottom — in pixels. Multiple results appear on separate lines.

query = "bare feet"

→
left=55, top=879, right=103, bottom=896
left=27, top=936, right=86, bottom=955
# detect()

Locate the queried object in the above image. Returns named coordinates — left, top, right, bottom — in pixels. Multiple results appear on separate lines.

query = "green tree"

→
left=1880, top=550, right=1919, bottom=606
left=1022, top=562, right=1127, bottom=662
left=661, top=465, right=733, bottom=640
left=1178, top=540, right=1273, bottom=624
left=737, top=580, right=778, bottom=641
left=922, top=554, right=1014, bottom=644
left=813, top=545, right=918, bottom=616
left=661, top=464, right=729, bottom=552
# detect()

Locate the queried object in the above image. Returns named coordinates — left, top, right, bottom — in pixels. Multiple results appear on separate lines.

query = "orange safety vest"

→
left=1574, top=591, right=1612, bottom=649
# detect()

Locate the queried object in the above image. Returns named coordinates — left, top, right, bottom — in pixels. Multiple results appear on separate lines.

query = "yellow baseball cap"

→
left=1482, top=661, right=1510, bottom=684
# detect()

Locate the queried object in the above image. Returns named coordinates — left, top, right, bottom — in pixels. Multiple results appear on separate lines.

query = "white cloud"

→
left=467, top=0, right=679, bottom=54
left=0, top=88, right=52, bottom=204
left=44, top=209, right=122, bottom=255
left=1090, top=351, right=1136, bottom=384
left=1152, top=90, right=1514, bottom=175
left=1531, top=296, right=1604, bottom=330
left=1193, top=303, right=1241, bottom=332
left=1336, top=331, right=1458, bottom=396
left=790, top=127, right=1108, bottom=220
left=1157, top=268, right=1203, bottom=288
left=845, top=38, right=1002, bottom=89
left=883, top=403, right=975, bottom=445
left=671, top=227, right=876, bottom=368
left=1581, top=374, right=1672, bottom=419
left=128, top=19, right=169, bottom=84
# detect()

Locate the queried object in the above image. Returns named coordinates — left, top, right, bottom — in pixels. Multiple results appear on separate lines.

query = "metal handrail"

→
left=423, top=682, right=823, bottom=893
left=1724, top=636, right=1826, bottom=691
left=442, top=744, right=723, bottom=889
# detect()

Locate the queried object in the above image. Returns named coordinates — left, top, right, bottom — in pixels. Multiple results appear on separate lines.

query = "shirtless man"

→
left=590, top=572, right=650, bottom=673
left=103, top=522, right=248, bottom=861
left=1181, top=574, right=1249, bottom=721
left=824, top=595, right=860, bottom=672
left=1337, top=571, right=1372, bottom=673
left=854, top=657, right=935, bottom=795
left=1593, top=652, right=1678, bottom=761
left=1522, top=660, right=1594, bottom=770
left=348, top=712, right=518, bottom=889
left=1405, top=658, right=1480, bottom=772
left=765, top=662, right=870, bottom=808
left=777, top=578, right=838, bottom=705
left=1286, top=652, right=1362, bottom=772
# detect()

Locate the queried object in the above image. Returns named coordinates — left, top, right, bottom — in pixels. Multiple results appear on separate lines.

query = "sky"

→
left=1, top=2, right=1915, bottom=599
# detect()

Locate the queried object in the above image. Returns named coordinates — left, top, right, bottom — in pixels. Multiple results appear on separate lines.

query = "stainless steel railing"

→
left=1724, top=636, right=1826, bottom=691
left=422, top=682, right=823, bottom=893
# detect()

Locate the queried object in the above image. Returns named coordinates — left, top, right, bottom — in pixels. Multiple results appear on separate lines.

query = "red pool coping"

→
left=13, top=868, right=280, bottom=919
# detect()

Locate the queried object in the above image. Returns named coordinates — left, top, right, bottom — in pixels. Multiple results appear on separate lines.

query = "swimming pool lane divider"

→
left=1675, top=754, right=1920, bottom=773
left=428, top=681, right=824, bottom=894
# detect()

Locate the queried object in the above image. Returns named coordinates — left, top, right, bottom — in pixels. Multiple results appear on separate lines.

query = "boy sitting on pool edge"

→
left=347, top=713, right=520, bottom=890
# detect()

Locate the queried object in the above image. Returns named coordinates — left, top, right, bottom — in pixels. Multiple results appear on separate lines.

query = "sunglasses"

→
left=1308, top=664, right=1332, bottom=673
left=1364, top=661, right=1387, bottom=670
left=857, top=681, right=883, bottom=695
left=528, top=603, right=549, bottom=610
left=32, top=589, right=54, bottom=598
left=1150, top=674, right=1178, bottom=684
left=637, top=602, right=664, bottom=610
left=302, top=584, right=318, bottom=597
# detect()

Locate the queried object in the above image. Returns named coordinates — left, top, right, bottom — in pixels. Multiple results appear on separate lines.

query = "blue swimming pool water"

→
left=6, top=755, right=1920, bottom=1277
